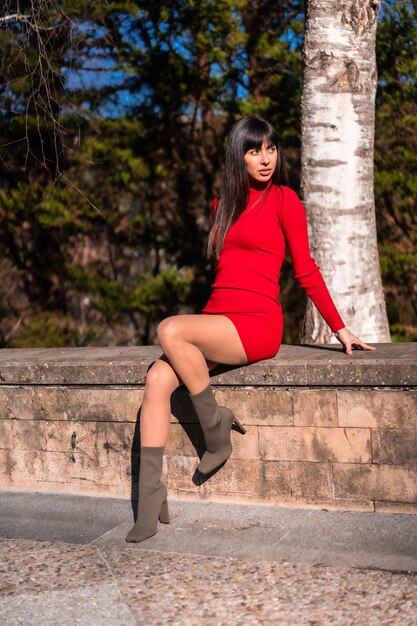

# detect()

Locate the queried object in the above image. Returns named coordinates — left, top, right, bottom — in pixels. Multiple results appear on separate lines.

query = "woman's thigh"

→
left=157, top=314, right=248, bottom=366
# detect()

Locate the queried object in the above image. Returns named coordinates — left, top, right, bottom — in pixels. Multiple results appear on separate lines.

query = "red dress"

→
left=201, top=182, right=345, bottom=363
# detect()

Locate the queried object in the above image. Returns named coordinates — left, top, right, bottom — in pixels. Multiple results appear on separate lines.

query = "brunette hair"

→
left=206, top=116, right=285, bottom=260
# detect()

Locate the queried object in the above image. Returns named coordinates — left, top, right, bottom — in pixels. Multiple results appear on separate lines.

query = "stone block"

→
left=46, top=421, right=87, bottom=453
left=262, top=460, right=333, bottom=500
left=12, top=420, right=47, bottom=451
left=260, top=460, right=291, bottom=498
left=56, top=388, right=143, bottom=422
left=230, top=425, right=260, bottom=459
left=0, top=419, right=14, bottom=450
left=215, top=388, right=293, bottom=426
left=164, top=456, right=262, bottom=500
left=72, top=421, right=134, bottom=485
left=333, top=463, right=417, bottom=503
left=337, top=390, right=417, bottom=428
left=0, top=449, right=15, bottom=485
left=165, top=423, right=187, bottom=456
left=259, top=426, right=371, bottom=463
left=0, top=386, right=143, bottom=422
left=69, top=445, right=119, bottom=487
left=38, top=451, right=72, bottom=484
left=45, top=420, right=136, bottom=488
left=0, top=387, right=46, bottom=420
left=14, top=449, right=43, bottom=485
left=293, top=390, right=338, bottom=426
left=201, top=458, right=263, bottom=499
left=372, top=430, right=417, bottom=466
left=100, top=421, right=135, bottom=477
left=173, top=424, right=203, bottom=457
left=164, top=455, right=201, bottom=494
left=0, top=448, right=72, bottom=488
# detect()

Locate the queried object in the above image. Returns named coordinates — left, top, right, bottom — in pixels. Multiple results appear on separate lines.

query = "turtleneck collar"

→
left=248, top=177, right=273, bottom=193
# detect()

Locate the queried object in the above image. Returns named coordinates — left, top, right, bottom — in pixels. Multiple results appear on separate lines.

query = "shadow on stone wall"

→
left=129, top=360, right=247, bottom=518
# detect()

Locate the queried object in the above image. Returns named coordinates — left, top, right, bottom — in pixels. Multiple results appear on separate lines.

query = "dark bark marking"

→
left=343, top=0, right=381, bottom=36
left=354, top=146, right=372, bottom=158
left=310, top=185, right=334, bottom=194
left=310, top=123, right=337, bottom=130
left=346, top=61, right=360, bottom=90
left=307, top=159, right=347, bottom=168
left=328, top=60, right=360, bottom=93
left=306, top=50, right=334, bottom=70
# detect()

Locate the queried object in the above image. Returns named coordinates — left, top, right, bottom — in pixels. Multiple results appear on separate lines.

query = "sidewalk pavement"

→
left=0, top=490, right=416, bottom=625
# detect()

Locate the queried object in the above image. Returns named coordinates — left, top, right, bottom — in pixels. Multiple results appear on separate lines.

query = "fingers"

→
left=351, top=337, right=377, bottom=351
left=335, top=327, right=377, bottom=355
left=348, top=337, right=377, bottom=353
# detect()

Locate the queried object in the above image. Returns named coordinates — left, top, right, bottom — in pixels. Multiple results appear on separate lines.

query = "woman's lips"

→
left=259, top=169, right=271, bottom=174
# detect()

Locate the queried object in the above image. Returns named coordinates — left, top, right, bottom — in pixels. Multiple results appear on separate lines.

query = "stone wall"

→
left=0, top=344, right=416, bottom=514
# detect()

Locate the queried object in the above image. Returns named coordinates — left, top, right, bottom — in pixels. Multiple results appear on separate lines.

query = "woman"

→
left=125, top=116, right=375, bottom=543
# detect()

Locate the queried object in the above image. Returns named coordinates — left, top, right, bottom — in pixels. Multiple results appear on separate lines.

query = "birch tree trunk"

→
left=301, top=0, right=391, bottom=343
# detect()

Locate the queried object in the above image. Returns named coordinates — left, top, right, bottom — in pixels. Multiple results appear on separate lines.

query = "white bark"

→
left=301, top=0, right=391, bottom=343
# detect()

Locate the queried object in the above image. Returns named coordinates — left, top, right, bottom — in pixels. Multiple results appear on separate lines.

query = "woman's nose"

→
left=260, top=151, right=270, bottom=164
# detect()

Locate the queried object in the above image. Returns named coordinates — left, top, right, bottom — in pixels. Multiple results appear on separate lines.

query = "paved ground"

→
left=0, top=490, right=416, bottom=625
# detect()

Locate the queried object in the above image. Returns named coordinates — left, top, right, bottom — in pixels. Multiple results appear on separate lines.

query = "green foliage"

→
left=0, top=0, right=415, bottom=347
left=375, top=0, right=417, bottom=341
left=0, top=0, right=306, bottom=347
left=68, top=265, right=191, bottom=321
left=389, top=323, right=417, bottom=342
left=11, top=313, right=81, bottom=349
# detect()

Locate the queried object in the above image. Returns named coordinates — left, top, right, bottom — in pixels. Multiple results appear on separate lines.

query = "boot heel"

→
left=233, top=418, right=246, bottom=435
left=222, top=407, right=246, bottom=435
left=159, top=500, right=170, bottom=524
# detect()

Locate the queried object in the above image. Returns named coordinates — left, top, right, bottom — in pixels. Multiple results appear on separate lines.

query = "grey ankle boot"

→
left=125, top=446, right=170, bottom=543
left=189, top=384, right=246, bottom=474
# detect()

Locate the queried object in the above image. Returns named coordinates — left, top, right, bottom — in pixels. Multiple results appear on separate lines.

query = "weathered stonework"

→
left=0, top=344, right=416, bottom=513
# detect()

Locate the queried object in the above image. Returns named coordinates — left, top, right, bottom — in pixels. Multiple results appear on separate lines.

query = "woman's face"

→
left=244, top=138, right=278, bottom=183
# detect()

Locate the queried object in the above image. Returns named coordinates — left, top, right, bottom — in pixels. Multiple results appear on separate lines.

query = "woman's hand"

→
left=334, top=327, right=376, bottom=355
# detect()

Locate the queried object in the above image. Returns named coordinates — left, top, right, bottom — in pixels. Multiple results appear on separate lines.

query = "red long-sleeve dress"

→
left=201, top=181, right=345, bottom=363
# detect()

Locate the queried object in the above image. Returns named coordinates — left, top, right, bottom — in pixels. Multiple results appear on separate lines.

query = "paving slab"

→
left=94, top=500, right=417, bottom=574
left=1, top=490, right=417, bottom=572
left=0, top=584, right=137, bottom=626
left=0, top=490, right=129, bottom=544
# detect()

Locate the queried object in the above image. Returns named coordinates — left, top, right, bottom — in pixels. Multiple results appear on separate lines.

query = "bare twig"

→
left=0, top=13, right=29, bottom=24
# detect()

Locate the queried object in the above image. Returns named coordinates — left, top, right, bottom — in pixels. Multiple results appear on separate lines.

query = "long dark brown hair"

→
left=206, top=116, right=285, bottom=260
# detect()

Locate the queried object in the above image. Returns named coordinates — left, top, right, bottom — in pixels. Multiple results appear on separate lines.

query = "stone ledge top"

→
left=0, top=343, right=415, bottom=387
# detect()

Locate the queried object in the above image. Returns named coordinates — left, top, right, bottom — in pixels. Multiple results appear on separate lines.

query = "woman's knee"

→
left=144, top=359, right=180, bottom=397
left=157, top=317, right=180, bottom=348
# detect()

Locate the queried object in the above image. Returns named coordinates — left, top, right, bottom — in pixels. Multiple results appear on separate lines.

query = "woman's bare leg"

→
left=140, top=353, right=220, bottom=447
left=157, top=314, right=248, bottom=395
